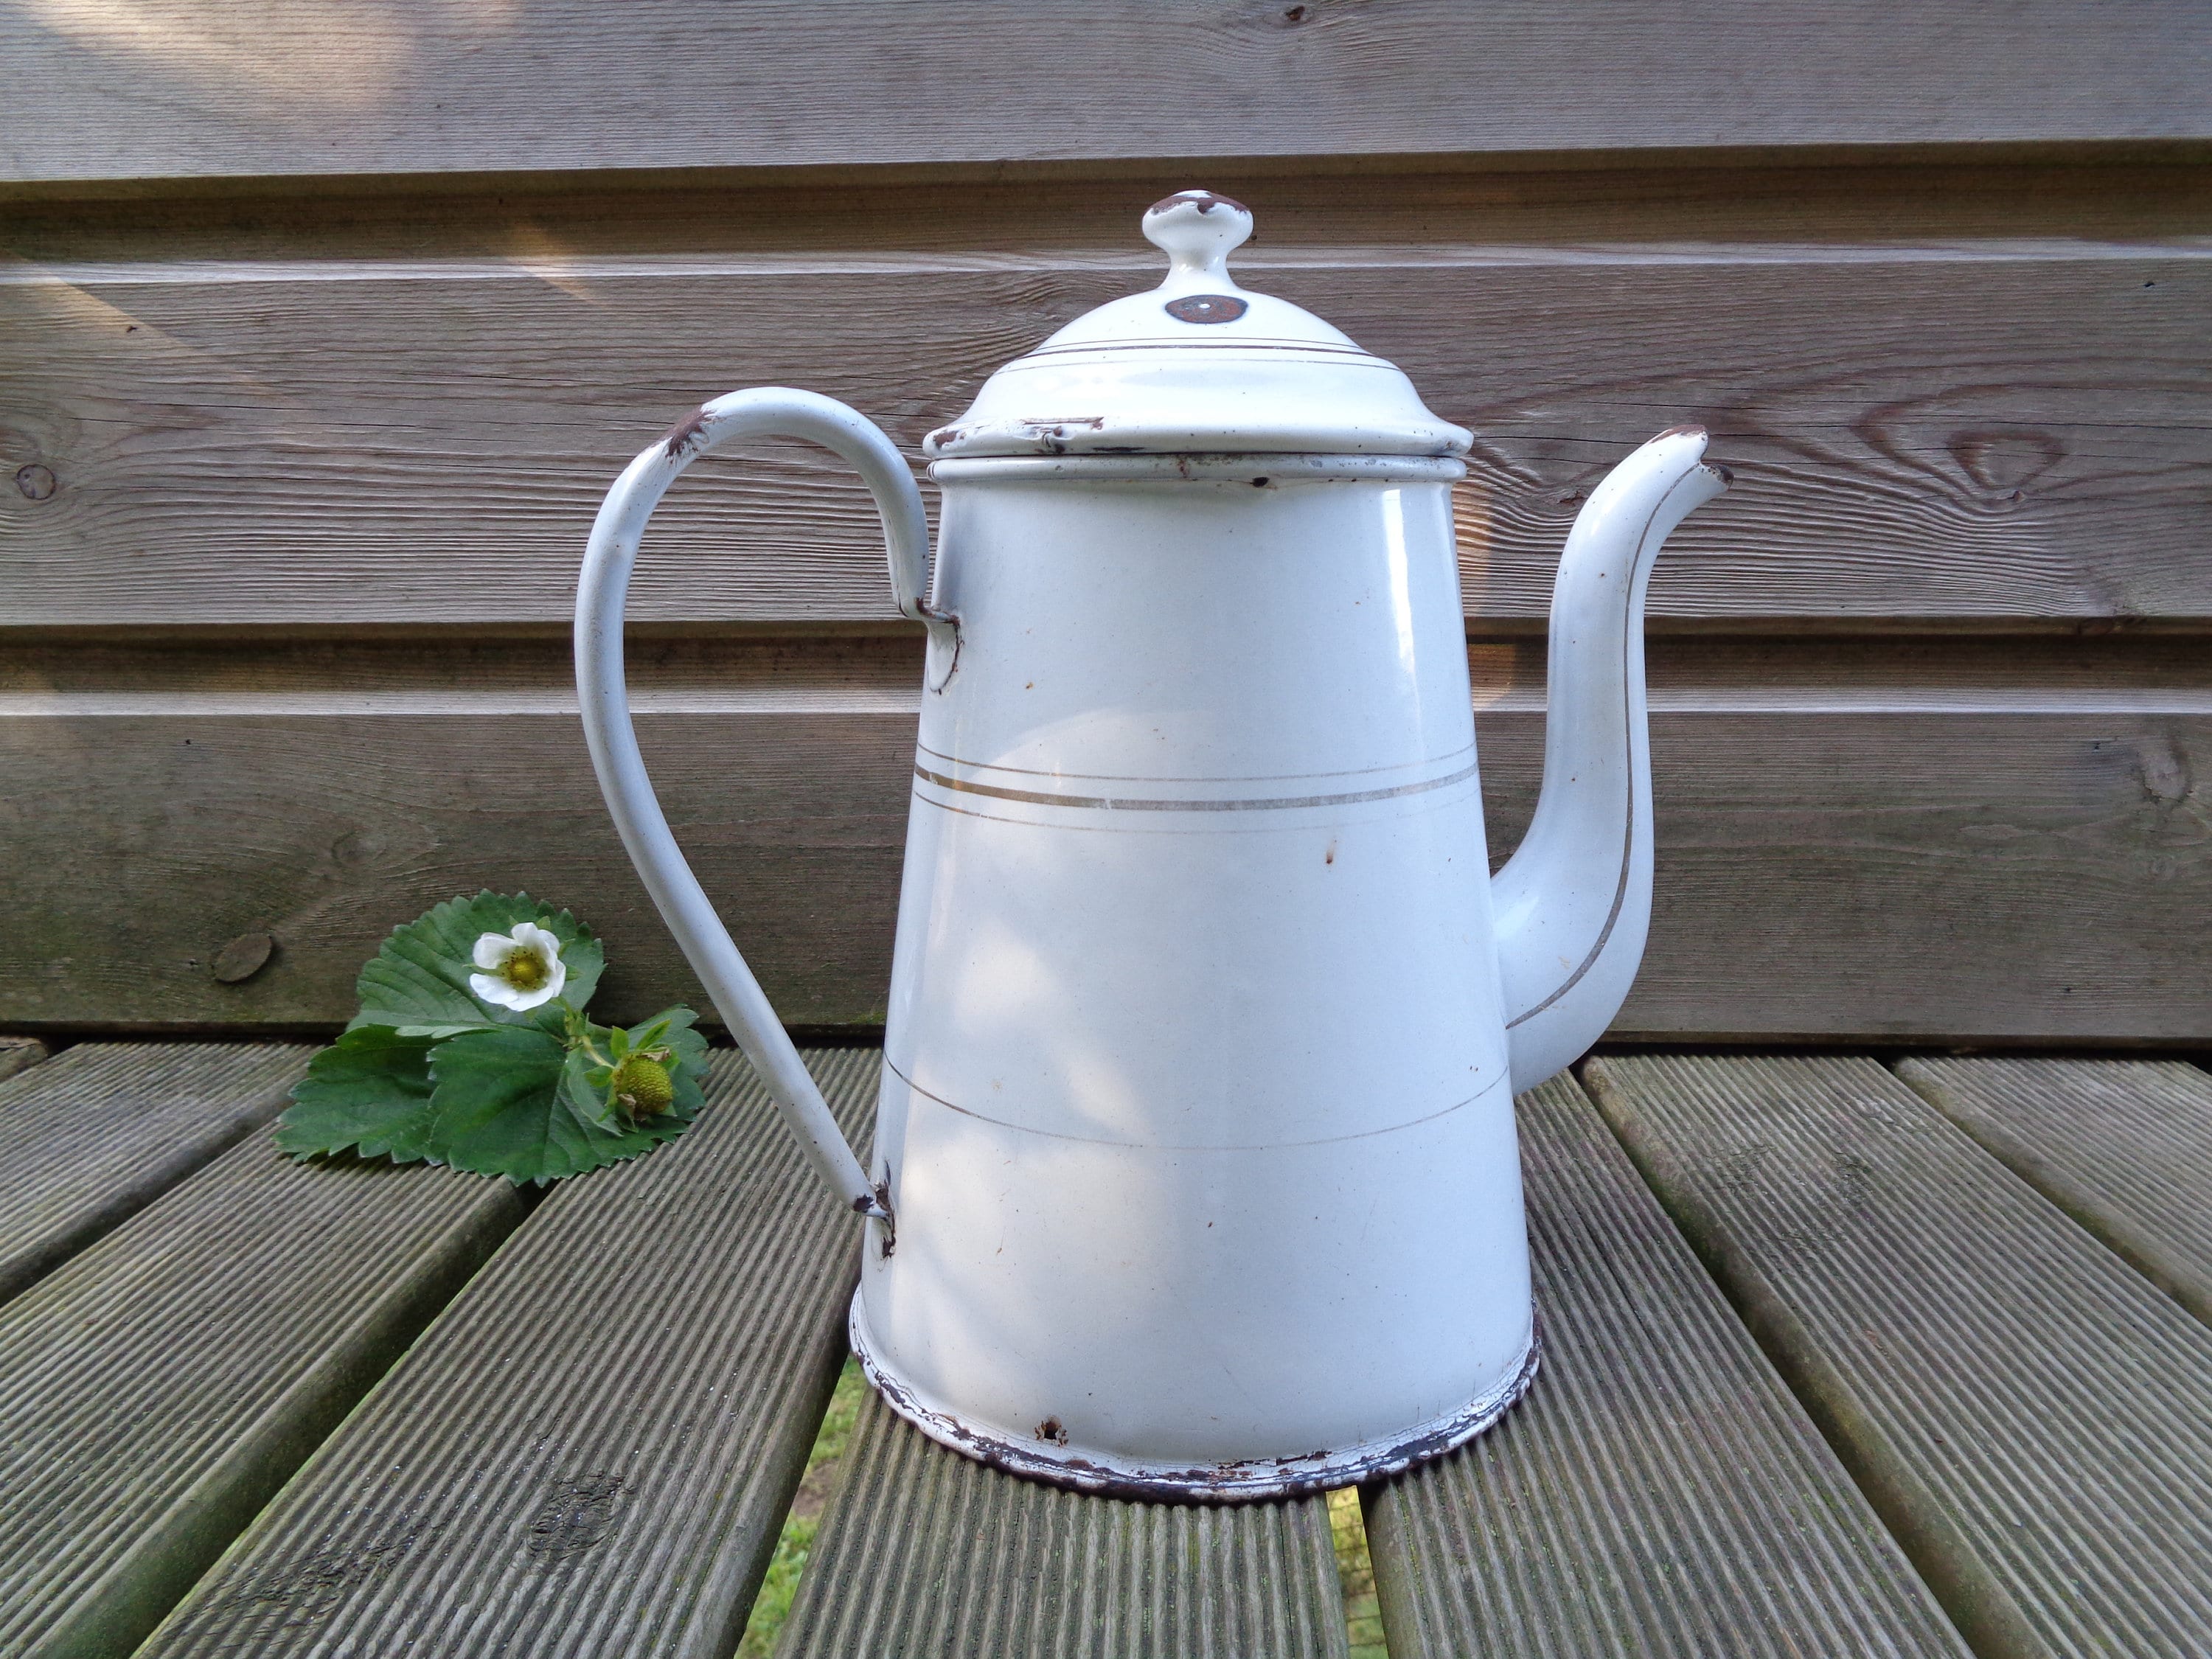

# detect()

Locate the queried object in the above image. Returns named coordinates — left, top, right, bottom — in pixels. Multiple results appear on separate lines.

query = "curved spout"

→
left=1492, top=427, right=1729, bottom=1092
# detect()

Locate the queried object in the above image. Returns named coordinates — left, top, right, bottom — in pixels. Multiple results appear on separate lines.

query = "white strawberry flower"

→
left=469, top=922, right=567, bottom=1011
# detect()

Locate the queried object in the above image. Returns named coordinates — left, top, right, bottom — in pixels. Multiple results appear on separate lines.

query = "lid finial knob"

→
left=1142, top=190, right=1253, bottom=289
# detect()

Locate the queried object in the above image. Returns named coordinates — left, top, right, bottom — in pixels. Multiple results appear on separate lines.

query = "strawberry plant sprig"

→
left=276, top=891, right=709, bottom=1184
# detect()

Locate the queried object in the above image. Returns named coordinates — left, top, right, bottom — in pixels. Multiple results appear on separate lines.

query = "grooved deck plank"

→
left=142, top=1048, right=877, bottom=1659
left=0, top=1042, right=312, bottom=1306
left=1895, top=1057, right=2212, bottom=1329
left=1364, top=1074, right=1966, bottom=1659
left=778, top=1391, right=1350, bottom=1659
left=1584, top=1053, right=2212, bottom=1659
left=0, top=1097, right=524, bottom=1658
left=0, top=1037, right=46, bottom=1083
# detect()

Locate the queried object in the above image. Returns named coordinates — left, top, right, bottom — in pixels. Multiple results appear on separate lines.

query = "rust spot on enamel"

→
left=661, top=406, right=712, bottom=459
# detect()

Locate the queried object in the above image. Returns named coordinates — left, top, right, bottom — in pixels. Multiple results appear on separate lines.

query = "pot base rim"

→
left=846, top=1293, right=1541, bottom=1503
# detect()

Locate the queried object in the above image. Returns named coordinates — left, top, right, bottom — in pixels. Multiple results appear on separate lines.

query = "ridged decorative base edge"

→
left=848, top=1293, right=1542, bottom=1503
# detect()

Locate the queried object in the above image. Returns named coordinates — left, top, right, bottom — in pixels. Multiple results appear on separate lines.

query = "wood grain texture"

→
left=3, top=632, right=2207, bottom=1040
left=1364, top=1074, right=1965, bottom=1659
left=0, top=706, right=914, bottom=1031
left=1583, top=1054, right=2212, bottom=1659
left=144, top=1049, right=873, bottom=1659
left=4, top=1, right=2206, bottom=189
left=0, top=1040, right=309, bottom=1304
left=0, top=1034, right=46, bottom=1080
left=4, top=243, right=2209, bottom=627
left=1894, top=1057, right=2212, bottom=1328
left=776, top=1391, right=1349, bottom=1659
left=0, top=1116, right=524, bottom=1659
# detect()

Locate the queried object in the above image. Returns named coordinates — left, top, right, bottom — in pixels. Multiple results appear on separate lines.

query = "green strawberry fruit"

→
left=611, top=1053, right=676, bottom=1118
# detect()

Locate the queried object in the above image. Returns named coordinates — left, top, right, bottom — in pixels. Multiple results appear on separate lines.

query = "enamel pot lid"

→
left=922, top=191, right=1472, bottom=462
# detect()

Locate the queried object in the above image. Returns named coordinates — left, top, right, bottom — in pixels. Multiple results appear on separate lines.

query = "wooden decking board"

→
left=1894, top=1057, right=2212, bottom=1329
left=1363, top=1075, right=1966, bottom=1659
left=776, top=1392, right=1349, bottom=1659
left=0, top=1041, right=313, bottom=1306
left=1583, top=1053, right=2212, bottom=1659
left=0, top=1118, right=524, bottom=1658
left=142, top=1048, right=877, bottom=1659
left=0, top=1037, right=46, bottom=1082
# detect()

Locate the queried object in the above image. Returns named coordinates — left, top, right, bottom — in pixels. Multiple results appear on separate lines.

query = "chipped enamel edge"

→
left=849, top=1292, right=1541, bottom=1503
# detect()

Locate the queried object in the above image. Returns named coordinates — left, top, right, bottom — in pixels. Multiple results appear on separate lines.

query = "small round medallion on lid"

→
left=1164, top=293, right=1248, bottom=324
left=923, top=192, right=1470, bottom=462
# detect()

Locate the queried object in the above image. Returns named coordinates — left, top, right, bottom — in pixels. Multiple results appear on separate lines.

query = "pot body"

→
left=852, top=455, right=1537, bottom=1499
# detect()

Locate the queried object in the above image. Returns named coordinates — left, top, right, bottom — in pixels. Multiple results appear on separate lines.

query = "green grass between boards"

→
left=736, top=1357, right=866, bottom=1658
left=1329, top=1484, right=1389, bottom=1658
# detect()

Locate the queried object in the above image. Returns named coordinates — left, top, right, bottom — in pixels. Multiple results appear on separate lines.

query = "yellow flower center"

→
left=499, top=947, right=549, bottom=991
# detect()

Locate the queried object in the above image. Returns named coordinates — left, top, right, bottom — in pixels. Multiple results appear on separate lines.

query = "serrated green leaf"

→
left=428, top=1023, right=693, bottom=1184
left=349, top=891, right=605, bottom=1037
left=644, top=1008, right=711, bottom=1112
left=593, top=1013, right=703, bottom=1133
left=275, top=1026, right=439, bottom=1164
left=560, top=1043, right=622, bottom=1133
left=560, top=1007, right=710, bottom=1134
left=291, top=883, right=705, bottom=1186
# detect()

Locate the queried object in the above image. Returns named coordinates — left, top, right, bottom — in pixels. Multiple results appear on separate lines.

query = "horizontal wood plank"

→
left=1, top=635, right=2206, bottom=1040
left=1894, top=1057, right=2212, bottom=1328
left=0, top=1040, right=310, bottom=1304
left=1364, top=1074, right=1965, bottom=1659
left=776, top=1391, right=1349, bottom=1658
left=5, top=1, right=2206, bottom=189
left=4, top=244, right=2208, bottom=627
left=0, top=706, right=914, bottom=1031
left=0, top=1107, right=525, bottom=1658
left=1583, top=1054, right=2212, bottom=1659
left=144, top=1049, right=873, bottom=1658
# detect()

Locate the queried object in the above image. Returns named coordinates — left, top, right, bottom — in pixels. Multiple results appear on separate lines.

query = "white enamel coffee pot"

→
left=577, top=191, right=1728, bottom=1499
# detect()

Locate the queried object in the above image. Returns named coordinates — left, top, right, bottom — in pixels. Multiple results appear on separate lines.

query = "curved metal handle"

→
left=576, top=387, right=933, bottom=1224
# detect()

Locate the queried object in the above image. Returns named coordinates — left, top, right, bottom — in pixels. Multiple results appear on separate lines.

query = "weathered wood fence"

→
left=3, top=2, right=2208, bottom=1042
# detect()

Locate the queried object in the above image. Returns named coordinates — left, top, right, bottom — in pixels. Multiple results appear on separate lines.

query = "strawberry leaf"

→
left=426, top=1023, right=698, bottom=1185
left=275, top=1026, right=439, bottom=1164
left=571, top=1007, right=710, bottom=1132
left=290, top=893, right=706, bottom=1186
left=639, top=1007, right=711, bottom=1113
left=349, top=890, right=603, bottom=1038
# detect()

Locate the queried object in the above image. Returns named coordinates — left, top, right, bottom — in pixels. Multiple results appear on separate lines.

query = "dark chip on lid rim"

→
left=1164, top=293, right=1248, bottom=324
